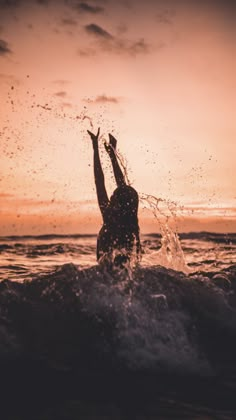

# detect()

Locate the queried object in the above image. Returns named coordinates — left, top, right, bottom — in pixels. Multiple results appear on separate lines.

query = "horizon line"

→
left=0, top=231, right=236, bottom=240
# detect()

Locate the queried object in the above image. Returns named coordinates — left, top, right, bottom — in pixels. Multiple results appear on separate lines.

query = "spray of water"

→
left=110, top=149, right=189, bottom=273
left=81, top=117, right=188, bottom=273
left=140, top=193, right=189, bottom=273
left=101, top=140, right=189, bottom=274
left=115, top=149, right=131, bottom=186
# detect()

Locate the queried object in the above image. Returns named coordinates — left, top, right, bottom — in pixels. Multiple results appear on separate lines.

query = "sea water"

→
left=0, top=231, right=236, bottom=419
left=0, top=232, right=235, bottom=282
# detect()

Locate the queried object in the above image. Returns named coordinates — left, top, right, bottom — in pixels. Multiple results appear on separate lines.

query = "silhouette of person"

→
left=87, top=128, right=141, bottom=266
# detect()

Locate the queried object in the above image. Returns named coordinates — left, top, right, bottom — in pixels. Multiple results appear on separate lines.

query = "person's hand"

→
left=87, top=128, right=100, bottom=147
left=104, top=142, right=113, bottom=155
left=104, top=133, right=117, bottom=155
left=109, top=133, right=117, bottom=150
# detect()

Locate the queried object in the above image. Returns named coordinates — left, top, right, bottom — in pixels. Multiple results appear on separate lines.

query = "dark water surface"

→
left=0, top=233, right=236, bottom=419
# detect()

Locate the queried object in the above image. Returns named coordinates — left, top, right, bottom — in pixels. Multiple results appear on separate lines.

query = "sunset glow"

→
left=0, top=0, right=235, bottom=235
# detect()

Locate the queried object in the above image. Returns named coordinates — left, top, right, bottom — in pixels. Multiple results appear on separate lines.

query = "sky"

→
left=0, top=0, right=235, bottom=235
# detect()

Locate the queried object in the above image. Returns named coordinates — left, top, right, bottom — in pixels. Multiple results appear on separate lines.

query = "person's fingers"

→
left=109, top=133, right=117, bottom=149
left=104, top=142, right=110, bottom=152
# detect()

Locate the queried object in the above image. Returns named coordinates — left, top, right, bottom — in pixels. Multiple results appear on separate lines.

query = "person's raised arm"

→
left=104, top=134, right=126, bottom=188
left=87, top=128, right=108, bottom=218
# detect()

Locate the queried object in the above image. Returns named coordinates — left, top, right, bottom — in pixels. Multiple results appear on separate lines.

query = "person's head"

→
left=109, top=185, right=139, bottom=220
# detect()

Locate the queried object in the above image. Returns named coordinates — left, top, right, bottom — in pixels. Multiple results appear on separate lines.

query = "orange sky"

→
left=0, top=0, right=235, bottom=235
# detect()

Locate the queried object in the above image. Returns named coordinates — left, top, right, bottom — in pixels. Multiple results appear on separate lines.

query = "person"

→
left=87, top=128, right=141, bottom=266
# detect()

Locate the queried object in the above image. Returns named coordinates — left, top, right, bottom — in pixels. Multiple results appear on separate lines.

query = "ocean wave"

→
left=146, top=232, right=236, bottom=244
left=180, top=232, right=236, bottom=244
left=0, top=234, right=96, bottom=242
left=0, top=242, right=96, bottom=257
left=1, top=231, right=235, bottom=243
left=0, top=263, right=235, bottom=378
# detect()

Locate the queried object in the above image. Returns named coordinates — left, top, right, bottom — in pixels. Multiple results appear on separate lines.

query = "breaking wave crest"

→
left=1, top=262, right=236, bottom=377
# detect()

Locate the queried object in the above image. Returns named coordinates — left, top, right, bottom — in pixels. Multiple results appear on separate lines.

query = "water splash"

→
left=74, top=117, right=188, bottom=273
left=98, top=247, right=139, bottom=286
left=81, top=115, right=94, bottom=128
left=140, top=194, right=189, bottom=273
left=115, top=149, right=131, bottom=186
left=108, top=146, right=189, bottom=273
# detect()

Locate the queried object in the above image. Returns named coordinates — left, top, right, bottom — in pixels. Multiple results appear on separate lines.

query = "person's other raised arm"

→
left=87, top=128, right=109, bottom=218
left=104, top=134, right=126, bottom=188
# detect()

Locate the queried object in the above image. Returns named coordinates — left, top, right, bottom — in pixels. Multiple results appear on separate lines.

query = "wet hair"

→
left=109, top=185, right=139, bottom=218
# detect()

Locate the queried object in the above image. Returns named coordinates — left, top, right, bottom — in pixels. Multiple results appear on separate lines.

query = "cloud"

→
left=116, top=23, right=128, bottom=35
left=79, top=38, right=152, bottom=57
left=84, top=95, right=120, bottom=104
left=52, top=79, right=71, bottom=85
left=53, top=90, right=72, bottom=107
left=156, top=8, right=175, bottom=25
left=82, top=22, right=152, bottom=57
left=0, top=73, right=20, bottom=85
left=124, top=38, right=150, bottom=55
left=36, top=0, right=49, bottom=5
left=78, top=47, right=96, bottom=57
left=54, top=91, right=67, bottom=97
left=75, top=2, right=104, bottom=14
left=0, top=0, right=21, bottom=8
left=0, top=192, right=14, bottom=198
left=61, top=102, right=72, bottom=108
left=0, top=39, right=11, bottom=55
left=61, top=18, right=77, bottom=26
left=85, top=23, right=113, bottom=39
